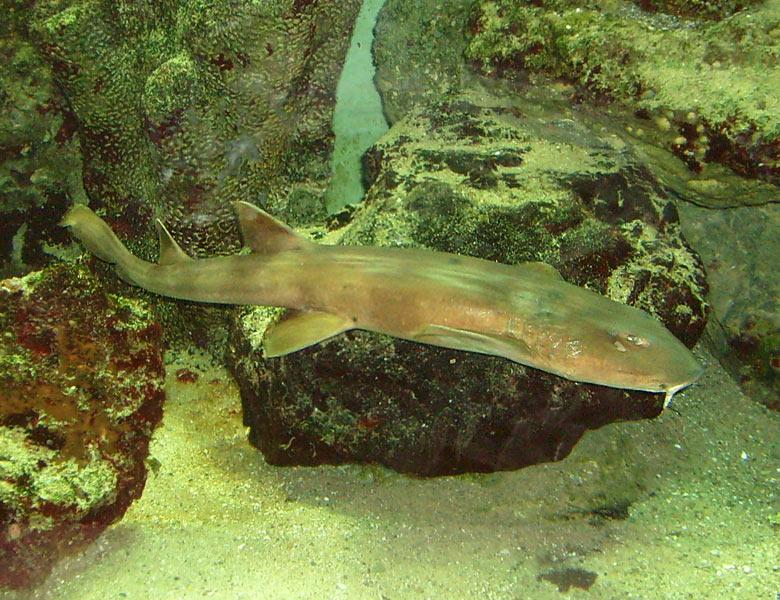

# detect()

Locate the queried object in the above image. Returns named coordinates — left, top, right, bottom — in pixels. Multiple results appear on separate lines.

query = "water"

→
left=2, top=0, right=779, bottom=598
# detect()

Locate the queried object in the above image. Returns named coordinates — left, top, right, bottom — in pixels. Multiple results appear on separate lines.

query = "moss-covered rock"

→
left=633, top=0, right=761, bottom=20
left=373, top=0, right=472, bottom=124
left=0, top=5, right=85, bottom=278
left=227, top=97, right=708, bottom=476
left=0, top=261, right=165, bottom=589
left=465, top=0, right=780, bottom=203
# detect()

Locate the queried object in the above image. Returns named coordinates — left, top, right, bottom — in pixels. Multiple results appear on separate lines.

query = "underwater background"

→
left=1, top=0, right=778, bottom=598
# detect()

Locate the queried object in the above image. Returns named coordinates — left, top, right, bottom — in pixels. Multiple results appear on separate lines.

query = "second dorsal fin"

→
left=234, top=201, right=313, bottom=254
left=516, top=261, right=563, bottom=280
left=155, top=220, right=193, bottom=265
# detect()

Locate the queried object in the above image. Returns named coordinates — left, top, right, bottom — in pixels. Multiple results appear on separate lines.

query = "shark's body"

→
left=62, top=201, right=702, bottom=407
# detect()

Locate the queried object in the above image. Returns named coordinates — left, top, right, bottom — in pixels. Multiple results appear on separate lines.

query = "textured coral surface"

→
left=3, top=0, right=360, bottom=355
left=0, top=262, right=165, bottom=589
left=26, top=0, right=360, bottom=245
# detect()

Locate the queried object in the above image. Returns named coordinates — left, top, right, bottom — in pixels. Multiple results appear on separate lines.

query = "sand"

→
left=3, top=343, right=778, bottom=600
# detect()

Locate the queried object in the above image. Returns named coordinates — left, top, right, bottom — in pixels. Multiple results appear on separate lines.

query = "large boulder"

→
left=465, top=0, right=780, bottom=207
left=0, top=262, right=165, bottom=589
left=227, top=98, right=709, bottom=476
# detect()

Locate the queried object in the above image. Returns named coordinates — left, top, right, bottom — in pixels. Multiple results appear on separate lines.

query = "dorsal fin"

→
left=155, top=220, right=193, bottom=265
left=233, top=201, right=312, bottom=254
left=517, top=261, right=563, bottom=280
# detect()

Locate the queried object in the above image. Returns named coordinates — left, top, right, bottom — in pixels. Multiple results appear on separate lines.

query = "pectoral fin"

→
left=263, top=310, right=353, bottom=357
left=414, top=324, right=535, bottom=363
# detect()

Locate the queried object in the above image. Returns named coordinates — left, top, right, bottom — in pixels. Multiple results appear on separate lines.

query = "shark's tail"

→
left=60, top=204, right=150, bottom=284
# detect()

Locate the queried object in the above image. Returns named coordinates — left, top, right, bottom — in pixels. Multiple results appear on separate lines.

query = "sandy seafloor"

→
left=3, top=343, right=778, bottom=600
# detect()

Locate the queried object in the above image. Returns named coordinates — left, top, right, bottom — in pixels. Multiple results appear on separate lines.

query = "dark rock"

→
left=231, top=322, right=666, bottom=476
left=227, top=98, right=709, bottom=477
left=0, top=262, right=165, bottom=589
left=679, top=201, right=780, bottom=411
left=0, top=9, right=85, bottom=278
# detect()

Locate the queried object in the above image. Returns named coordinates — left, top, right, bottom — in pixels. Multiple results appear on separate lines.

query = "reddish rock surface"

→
left=0, top=262, right=165, bottom=589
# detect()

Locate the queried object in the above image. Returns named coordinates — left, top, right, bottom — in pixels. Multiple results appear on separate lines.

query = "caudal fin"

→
left=61, top=205, right=130, bottom=264
left=60, top=204, right=149, bottom=283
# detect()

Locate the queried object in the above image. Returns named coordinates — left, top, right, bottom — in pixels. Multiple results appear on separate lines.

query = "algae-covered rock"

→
left=373, top=0, right=472, bottom=124
left=227, top=97, right=709, bottom=477
left=0, top=262, right=165, bottom=589
left=465, top=0, right=780, bottom=206
left=633, top=0, right=761, bottom=20
left=0, top=6, right=85, bottom=278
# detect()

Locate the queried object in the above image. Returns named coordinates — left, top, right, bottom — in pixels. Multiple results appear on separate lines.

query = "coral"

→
left=0, top=262, right=165, bottom=589
left=26, top=0, right=361, bottom=241
left=7, top=0, right=360, bottom=356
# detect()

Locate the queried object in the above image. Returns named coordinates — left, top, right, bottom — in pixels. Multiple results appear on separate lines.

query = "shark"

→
left=61, top=201, right=703, bottom=407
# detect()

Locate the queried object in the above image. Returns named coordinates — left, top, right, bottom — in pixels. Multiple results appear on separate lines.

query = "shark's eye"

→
left=626, top=334, right=648, bottom=347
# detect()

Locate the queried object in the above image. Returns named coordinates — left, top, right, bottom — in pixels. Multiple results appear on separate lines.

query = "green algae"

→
left=466, top=0, right=780, bottom=192
left=468, top=0, right=780, bottom=131
left=0, top=426, right=118, bottom=523
left=111, top=294, right=159, bottom=332
left=34, top=453, right=119, bottom=512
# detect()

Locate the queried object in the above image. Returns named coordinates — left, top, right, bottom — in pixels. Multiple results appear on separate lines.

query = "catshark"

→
left=61, top=201, right=702, bottom=407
